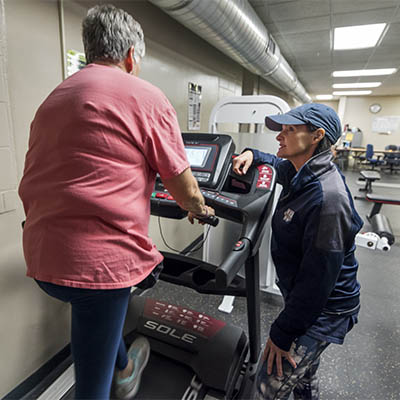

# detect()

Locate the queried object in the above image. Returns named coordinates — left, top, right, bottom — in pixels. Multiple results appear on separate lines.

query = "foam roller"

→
left=370, top=214, right=395, bottom=245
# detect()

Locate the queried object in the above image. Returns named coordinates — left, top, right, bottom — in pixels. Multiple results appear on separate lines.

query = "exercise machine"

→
left=354, top=170, right=381, bottom=199
left=354, top=192, right=399, bottom=252
left=14, top=132, right=275, bottom=400
left=206, top=95, right=291, bottom=313
left=353, top=170, right=398, bottom=252
left=127, top=132, right=278, bottom=399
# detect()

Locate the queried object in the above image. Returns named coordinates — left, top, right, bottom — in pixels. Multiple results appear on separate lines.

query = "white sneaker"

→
left=115, top=336, right=150, bottom=399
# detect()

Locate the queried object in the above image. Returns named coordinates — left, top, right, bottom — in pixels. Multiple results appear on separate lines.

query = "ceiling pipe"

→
left=149, top=0, right=312, bottom=104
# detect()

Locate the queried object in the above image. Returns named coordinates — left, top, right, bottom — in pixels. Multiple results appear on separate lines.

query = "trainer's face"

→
left=276, top=124, right=317, bottom=170
left=276, top=124, right=314, bottom=157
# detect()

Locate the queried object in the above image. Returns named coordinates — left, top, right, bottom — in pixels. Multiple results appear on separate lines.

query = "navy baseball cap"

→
left=265, top=103, right=342, bottom=144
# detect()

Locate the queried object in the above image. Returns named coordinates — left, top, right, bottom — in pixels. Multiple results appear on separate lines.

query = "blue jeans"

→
left=36, top=280, right=131, bottom=400
left=255, top=335, right=330, bottom=400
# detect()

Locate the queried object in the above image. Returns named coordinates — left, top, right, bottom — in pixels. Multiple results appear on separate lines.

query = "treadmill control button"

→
left=194, top=172, right=210, bottom=177
left=216, top=195, right=237, bottom=207
left=201, top=190, right=218, bottom=199
left=258, top=165, right=272, bottom=174
left=156, top=193, right=168, bottom=199
left=193, top=325, right=205, bottom=332
left=256, top=180, right=269, bottom=188
left=256, top=165, right=273, bottom=189
left=144, top=299, right=226, bottom=338
left=233, top=240, right=245, bottom=251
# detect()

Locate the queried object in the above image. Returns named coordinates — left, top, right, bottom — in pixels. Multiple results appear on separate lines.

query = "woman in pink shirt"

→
left=19, top=4, right=213, bottom=399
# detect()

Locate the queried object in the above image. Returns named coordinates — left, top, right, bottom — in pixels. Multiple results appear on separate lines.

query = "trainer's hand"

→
left=232, top=150, right=253, bottom=175
left=263, top=337, right=297, bottom=377
left=188, top=205, right=215, bottom=225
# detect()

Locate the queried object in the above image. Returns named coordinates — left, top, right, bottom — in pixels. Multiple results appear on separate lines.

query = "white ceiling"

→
left=249, top=0, right=400, bottom=98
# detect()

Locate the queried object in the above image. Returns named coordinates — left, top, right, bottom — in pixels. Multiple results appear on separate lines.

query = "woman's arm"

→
left=232, top=148, right=293, bottom=185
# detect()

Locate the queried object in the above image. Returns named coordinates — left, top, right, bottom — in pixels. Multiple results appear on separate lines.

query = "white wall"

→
left=1, top=0, right=71, bottom=395
left=343, top=96, right=400, bottom=149
left=318, top=97, right=400, bottom=148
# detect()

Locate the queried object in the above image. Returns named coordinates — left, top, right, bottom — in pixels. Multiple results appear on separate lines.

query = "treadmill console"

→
left=151, top=133, right=234, bottom=218
left=150, top=132, right=276, bottom=232
left=183, top=133, right=234, bottom=189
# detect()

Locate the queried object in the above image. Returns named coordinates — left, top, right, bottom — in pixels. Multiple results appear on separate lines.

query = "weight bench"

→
left=359, top=170, right=381, bottom=193
left=366, top=193, right=400, bottom=219
left=354, top=170, right=381, bottom=200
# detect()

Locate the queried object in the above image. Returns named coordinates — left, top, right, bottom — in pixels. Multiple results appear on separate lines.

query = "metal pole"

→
left=58, top=0, right=67, bottom=80
left=245, top=252, right=261, bottom=364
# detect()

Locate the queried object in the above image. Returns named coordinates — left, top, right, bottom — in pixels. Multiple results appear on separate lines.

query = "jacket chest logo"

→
left=283, top=208, right=295, bottom=222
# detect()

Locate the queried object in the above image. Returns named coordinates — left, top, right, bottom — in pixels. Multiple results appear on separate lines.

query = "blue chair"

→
left=365, top=144, right=384, bottom=170
left=383, top=145, right=400, bottom=174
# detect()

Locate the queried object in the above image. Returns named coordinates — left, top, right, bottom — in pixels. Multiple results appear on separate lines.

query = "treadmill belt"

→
left=132, top=351, right=195, bottom=399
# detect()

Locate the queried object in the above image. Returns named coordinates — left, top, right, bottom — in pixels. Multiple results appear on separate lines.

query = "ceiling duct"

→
left=149, top=0, right=312, bottom=104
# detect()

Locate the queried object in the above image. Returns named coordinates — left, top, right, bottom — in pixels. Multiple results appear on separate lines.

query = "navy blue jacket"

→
left=251, top=149, right=362, bottom=351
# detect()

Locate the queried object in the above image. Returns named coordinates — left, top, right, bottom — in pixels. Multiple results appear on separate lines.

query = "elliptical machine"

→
left=126, top=133, right=277, bottom=399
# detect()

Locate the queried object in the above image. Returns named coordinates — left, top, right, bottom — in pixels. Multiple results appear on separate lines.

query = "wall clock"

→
left=369, top=103, right=382, bottom=114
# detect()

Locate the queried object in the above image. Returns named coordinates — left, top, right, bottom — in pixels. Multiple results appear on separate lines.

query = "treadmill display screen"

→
left=185, top=146, right=211, bottom=168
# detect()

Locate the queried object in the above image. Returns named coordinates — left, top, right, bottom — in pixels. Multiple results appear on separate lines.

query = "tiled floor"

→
left=143, top=168, right=400, bottom=400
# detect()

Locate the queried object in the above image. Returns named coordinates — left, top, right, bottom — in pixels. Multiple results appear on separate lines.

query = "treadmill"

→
left=125, top=133, right=277, bottom=400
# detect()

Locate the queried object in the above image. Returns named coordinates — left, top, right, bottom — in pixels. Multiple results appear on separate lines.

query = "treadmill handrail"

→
left=215, top=238, right=251, bottom=288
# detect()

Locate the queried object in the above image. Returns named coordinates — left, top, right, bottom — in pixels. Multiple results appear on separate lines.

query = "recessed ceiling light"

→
left=334, top=23, right=387, bottom=50
left=332, top=68, right=397, bottom=77
left=332, top=90, right=372, bottom=96
left=315, top=95, right=334, bottom=100
left=332, top=82, right=381, bottom=89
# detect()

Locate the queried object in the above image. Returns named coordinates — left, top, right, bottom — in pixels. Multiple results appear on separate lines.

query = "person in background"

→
left=18, top=4, right=213, bottom=399
left=232, top=103, right=362, bottom=400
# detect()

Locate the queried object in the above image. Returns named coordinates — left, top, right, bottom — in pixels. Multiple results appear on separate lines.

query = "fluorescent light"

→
left=316, top=95, right=334, bottom=100
left=333, top=90, right=372, bottom=96
left=334, top=23, right=386, bottom=50
left=332, top=82, right=381, bottom=89
left=332, top=68, right=397, bottom=77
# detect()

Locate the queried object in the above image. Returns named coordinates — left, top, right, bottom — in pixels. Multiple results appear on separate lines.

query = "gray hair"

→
left=82, top=4, right=145, bottom=64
